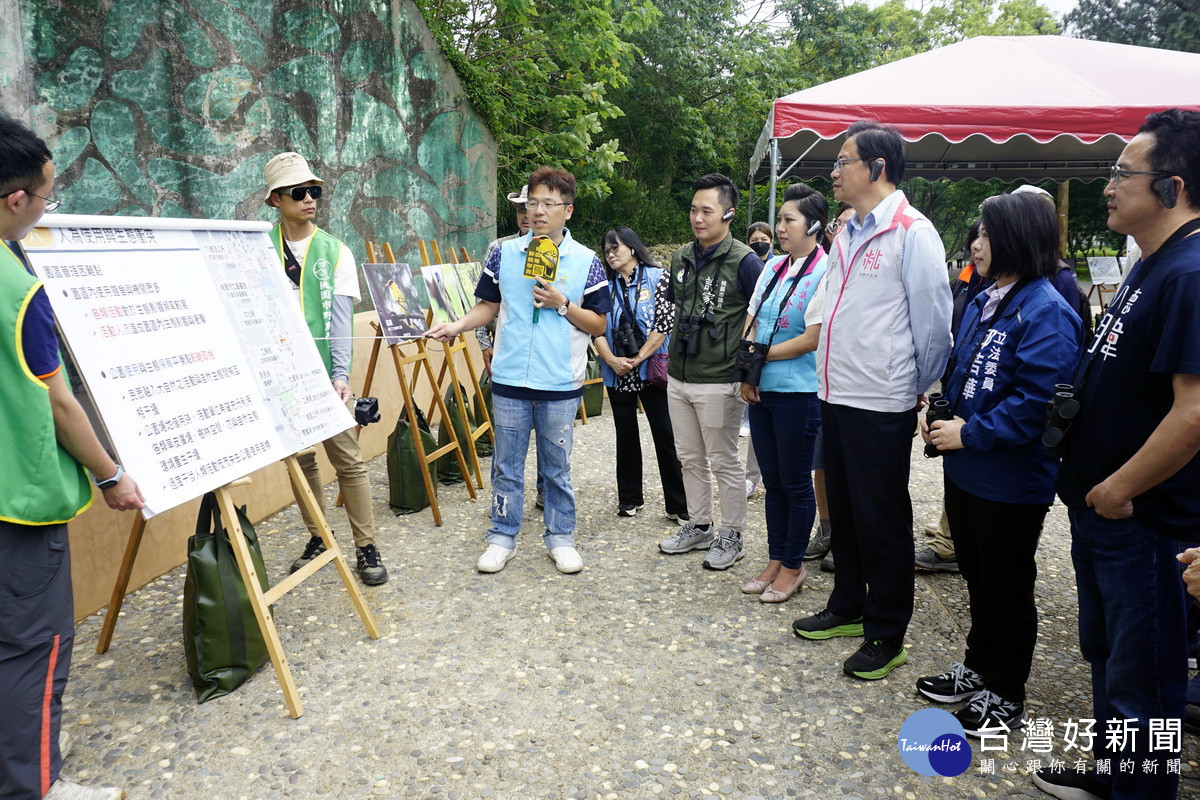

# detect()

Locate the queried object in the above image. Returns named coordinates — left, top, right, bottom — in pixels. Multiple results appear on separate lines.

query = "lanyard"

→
left=748, top=248, right=818, bottom=347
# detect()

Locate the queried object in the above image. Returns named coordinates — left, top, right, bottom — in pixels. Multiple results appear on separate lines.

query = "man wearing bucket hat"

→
left=263, top=151, right=387, bottom=586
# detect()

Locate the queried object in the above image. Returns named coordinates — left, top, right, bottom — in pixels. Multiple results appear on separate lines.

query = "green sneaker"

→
left=843, top=637, right=907, bottom=680
left=792, top=609, right=864, bottom=640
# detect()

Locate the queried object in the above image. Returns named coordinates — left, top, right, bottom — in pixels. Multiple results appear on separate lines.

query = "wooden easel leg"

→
left=213, top=486, right=305, bottom=718
left=394, top=343, right=444, bottom=526
left=421, top=342, right=477, bottom=501
left=96, top=512, right=147, bottom=654
left=283, top=457, right=380, bottom=641
left=444, top=337, right=486, bottom=490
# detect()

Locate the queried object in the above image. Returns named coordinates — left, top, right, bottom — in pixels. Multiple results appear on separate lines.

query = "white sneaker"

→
left=477, top=544, right=516, bottom=573
left=745, top=480, right=758, bottom=498
left=44, top=780, right=124, bottom=800
left=60, top=730, right=73, bottom=760
left=739, top=424, right=751, bottom=438
left=549, top=546, right=583, bottom=574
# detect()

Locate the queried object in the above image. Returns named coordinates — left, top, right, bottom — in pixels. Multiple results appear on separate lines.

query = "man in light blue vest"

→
left=0, top=113, right=144, bottom=800
left=428, top=167, right=611, bottom=574
left=263, top=152, right=387, bottom=586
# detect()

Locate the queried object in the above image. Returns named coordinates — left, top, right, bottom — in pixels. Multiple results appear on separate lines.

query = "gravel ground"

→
left=62, top=405, right=1200, bottom=799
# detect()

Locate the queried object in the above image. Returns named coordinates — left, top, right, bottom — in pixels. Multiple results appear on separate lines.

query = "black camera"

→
left=674, top=313, right=716, bottom=356
left=354, top=396, right=381, bottom=426
left=612, top=319, right=645, bottom=358
left=1042, top=383, right=1079, bottom=459
left=731, top=339, right=770, bottom=386
left=924, top=392, right=954, bottom=458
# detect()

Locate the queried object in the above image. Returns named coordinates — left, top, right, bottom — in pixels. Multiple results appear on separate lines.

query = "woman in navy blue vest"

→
left=740, top=183, right=829, bottom=603
left=918, top=193, right=1083, bottom=737
left=593, top=227, right=688, bottom=522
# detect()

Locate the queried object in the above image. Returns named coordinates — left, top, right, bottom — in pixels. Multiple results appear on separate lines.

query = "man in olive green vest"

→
left=0, top=113, right=144, bottom=800
left=263, top=152, right=387, bottom=586
left=657, top=173, right=764, bottom=571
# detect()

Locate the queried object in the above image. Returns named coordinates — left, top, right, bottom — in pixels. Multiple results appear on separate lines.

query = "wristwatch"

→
left=557, top=299, right=570, bottom=317
left=95, top=464, right=124, bottom=490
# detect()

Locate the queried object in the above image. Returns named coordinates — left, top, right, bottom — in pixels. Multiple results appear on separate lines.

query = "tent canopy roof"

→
left=751, top=36, right=1200, bottom=184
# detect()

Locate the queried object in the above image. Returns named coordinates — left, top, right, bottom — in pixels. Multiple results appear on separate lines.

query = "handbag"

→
left=182, top=492, right=271, bottom=703
left=646, top=351, right=669, bottom=390
left=387, top=406, right=440, bottom=514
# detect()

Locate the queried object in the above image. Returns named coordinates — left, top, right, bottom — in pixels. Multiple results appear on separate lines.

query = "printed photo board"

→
left=22, top=214, right=355, bottom=518
left=362, top=262, right=427, bottom=345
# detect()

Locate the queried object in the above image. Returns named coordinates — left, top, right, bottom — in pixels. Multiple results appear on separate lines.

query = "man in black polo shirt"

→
left=1035, top=108, right=1200, bottom=800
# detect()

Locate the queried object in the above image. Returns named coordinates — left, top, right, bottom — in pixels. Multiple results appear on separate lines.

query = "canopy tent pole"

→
left=767, top=139, right=780, bottom=231
left=1058, top=181, right=1070, bottom=257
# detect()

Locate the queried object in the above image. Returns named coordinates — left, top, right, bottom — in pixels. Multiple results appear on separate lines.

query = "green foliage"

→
left=1066, top=0, right=1200, bottom=53
left=414, top=0, right=659, bottom=200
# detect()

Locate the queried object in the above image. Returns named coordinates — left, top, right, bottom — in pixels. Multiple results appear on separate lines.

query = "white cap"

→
left=505, top=185, right=529, bottom=205
left=264, top=152, right=323, bottom=204
left=1010, top=184, right=1054, bottom=204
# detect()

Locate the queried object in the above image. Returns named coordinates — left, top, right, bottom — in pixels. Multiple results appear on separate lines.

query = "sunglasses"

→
left=279, top=185, right=322, bottom=201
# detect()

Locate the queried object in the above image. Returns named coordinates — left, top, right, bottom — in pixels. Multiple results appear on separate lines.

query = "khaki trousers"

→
left=922, top=507, right=956, bottom=558
left=295, top=427, right=375, bottom=549
left=667, top=378, right=747, bottom=531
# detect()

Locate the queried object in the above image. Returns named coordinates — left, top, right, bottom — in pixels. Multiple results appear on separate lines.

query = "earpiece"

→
left=869, top=159, right=884, bottom=182
left=1152, top=176, right=1178, bottom=209
left=721, top=208, right=735, bottom=222
left=806, top=217, right=823, bottom=237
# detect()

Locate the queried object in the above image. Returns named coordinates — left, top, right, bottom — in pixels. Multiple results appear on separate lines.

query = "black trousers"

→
left=944, top=477, right=1048, bottom=704
left=607, top=385, right=688, bottom=517
left=0, top=521, right=74, bottom=800
left=822, top=401, right=917, bottom=642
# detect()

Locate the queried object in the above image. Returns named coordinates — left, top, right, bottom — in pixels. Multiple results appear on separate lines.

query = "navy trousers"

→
left=0, top=521, right=74, bottom=800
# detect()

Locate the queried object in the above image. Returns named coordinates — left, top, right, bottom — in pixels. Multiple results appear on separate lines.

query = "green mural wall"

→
left=2, top=0, right=496, bottom=285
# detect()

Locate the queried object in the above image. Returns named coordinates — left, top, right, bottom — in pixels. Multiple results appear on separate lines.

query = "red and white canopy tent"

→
left=748, top=35, right=1200, bottom=228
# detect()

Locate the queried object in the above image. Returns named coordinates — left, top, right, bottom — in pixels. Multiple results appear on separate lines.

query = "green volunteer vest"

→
left=667, top=234, right=756, bottom=383
left=0, top=241, right=93, bottom=525
left=271, top=225, right=341, bottom=378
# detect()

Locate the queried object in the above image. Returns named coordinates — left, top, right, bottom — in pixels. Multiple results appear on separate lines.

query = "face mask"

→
left=750, top=240, right=771, bottom=257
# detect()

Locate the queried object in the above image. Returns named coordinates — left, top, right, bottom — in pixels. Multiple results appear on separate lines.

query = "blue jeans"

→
left=1069, top=507, right=1187, bottom=799
left=748, top=391, right=819, bottom=569
left=487, top=393, right=578, bottom=549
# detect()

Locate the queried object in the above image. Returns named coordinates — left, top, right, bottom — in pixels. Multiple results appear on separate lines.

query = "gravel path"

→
left=62, top=406, right=1200, bottom=799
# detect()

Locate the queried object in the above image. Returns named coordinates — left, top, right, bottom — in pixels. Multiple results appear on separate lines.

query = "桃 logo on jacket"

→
left=313, top=259, right=332, bottom=281
left=638, top=286, right=652, bottom=303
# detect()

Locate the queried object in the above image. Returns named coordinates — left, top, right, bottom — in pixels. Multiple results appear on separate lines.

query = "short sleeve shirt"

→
left=286, top=234, right=360, bottom=300
left=1057, top=231, right=1200, bottom=533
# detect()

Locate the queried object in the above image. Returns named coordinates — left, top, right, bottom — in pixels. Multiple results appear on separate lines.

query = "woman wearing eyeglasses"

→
left=593, top=226, right=688, bottom=523
left=740, top=183, right=829, bottom=603
left=918, top=192, right=1082, bottom=736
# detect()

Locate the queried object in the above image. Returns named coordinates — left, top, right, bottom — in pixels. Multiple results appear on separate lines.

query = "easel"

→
left=96, top=452, right=380, bottom=719
left=350, top=241, right=478, bottom=524
left=414, top=239, right=493, bottom=489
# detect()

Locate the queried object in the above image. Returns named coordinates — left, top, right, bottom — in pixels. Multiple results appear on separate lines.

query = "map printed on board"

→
left=23, top=217, right=354, bottom=518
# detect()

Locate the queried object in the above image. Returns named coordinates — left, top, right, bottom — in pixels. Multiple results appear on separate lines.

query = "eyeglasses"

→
left=1108, top=165, right=1167, bottom=186
left=0, top=187, right=60, bottom=212
left=526, top=199, right=569, bottom=211
left=280, top=185, right=323, bottom=201
left=832, top=157, right=865, bottom=173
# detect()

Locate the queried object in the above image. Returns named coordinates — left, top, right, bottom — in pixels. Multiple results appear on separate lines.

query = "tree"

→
left=414, top=0, right=659, bottom=200
left=1066, top=0, right=1200, bottom=54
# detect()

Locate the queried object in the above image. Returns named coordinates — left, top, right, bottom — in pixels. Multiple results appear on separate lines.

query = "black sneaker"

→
left=1032, top=766, right=1110, bottom=800
left=535, top=491, right=545, bottom=509
left=914, top=546, right=960, bottom=573
left=355, top=544, right=388, bottom=586
left=954, top=689, right=1027, bottom=737
left=916, top=661, right=985, bottom=703
left=617, top=503, right=643, bottom=517
left=843, top=637, right=907, bottom=680
left=804, top=525, right=830, bottom=561
left=792, top=609, right=864, bottom=640
left=820, top=550, right=835, bottom=573
left=289, top=536, right=327, bottom=574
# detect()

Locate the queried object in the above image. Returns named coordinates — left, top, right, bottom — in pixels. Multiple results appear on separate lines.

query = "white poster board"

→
left=1086, top=256, right=1122, bottom=285
left=23, top=214, right=355, bottom=518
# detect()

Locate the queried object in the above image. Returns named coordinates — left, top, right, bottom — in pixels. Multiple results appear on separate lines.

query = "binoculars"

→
left=924, top=392, right=954, bottom=458
left=674, top=312, right=717, bottom=356
left=731, top=339, right=770, bottom=387
left=354, top=396, right=381, bottom=426
left=1042, top=383, right=1080, bottom=459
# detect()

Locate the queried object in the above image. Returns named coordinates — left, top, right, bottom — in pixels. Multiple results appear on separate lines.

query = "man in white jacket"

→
left=792, top=121, right=952, bottom=681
